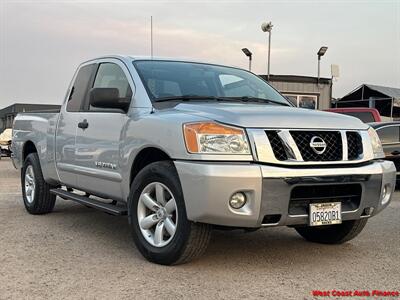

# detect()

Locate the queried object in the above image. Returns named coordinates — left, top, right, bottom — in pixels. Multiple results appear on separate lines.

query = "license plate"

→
left=309, top=202, right=342, bottom=226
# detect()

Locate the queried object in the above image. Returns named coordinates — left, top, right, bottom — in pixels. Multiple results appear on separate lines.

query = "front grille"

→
left=289, top=184, right=362, bottom=215
left=347, top=132, right=363, bottom=160
left=265, top=131, right=288, bottom=161
left=291, top=131, right=342, bottom=161
left=265, top=130, right=364, bottom=163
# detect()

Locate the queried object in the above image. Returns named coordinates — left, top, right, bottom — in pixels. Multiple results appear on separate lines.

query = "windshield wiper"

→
left=155, top=95, right=224, bottom=102
left=227, top=96, right=290, bottom=106
left=155, top=95, right=290, bottom=106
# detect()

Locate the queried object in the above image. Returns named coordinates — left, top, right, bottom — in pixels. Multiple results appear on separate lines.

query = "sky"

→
left=0, top=0, right=399, bottom=108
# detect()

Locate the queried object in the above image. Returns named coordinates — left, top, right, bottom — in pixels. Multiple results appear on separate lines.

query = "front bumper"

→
left=175, top=160, right=396, bottom=228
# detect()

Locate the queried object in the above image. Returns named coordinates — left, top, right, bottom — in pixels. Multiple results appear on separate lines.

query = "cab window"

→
left=67, top=64, right=96, bottom=112
left=88, top=63, right=132, bottom=111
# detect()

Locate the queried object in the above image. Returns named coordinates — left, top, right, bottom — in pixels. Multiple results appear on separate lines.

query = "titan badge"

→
left=95, top=161, right=117, bottom=170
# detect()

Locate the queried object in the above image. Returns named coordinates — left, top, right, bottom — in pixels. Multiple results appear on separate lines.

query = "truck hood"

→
left=173, top=102, right=369, bottom=130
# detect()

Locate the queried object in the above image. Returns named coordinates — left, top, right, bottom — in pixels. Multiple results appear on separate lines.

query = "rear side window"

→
left=377, top=126, right=400, bottom=144
left=67, top=64, right=96, bottom=112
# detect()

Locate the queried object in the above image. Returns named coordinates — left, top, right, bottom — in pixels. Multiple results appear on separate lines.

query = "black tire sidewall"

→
left=21, top=154, right=40, bottom=211
left=128, top=161, right=191, bottom=265
left=21, top=153, right=55, bottom=214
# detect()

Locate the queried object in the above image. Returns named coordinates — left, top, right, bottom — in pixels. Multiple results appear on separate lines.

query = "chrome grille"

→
left=265, top=131, right=288, bottom=161
left=290, top=131, right=342, bottom=161
left=347, top=132, right=363, bottom=160
left=264, top=130, right=364, bottom=162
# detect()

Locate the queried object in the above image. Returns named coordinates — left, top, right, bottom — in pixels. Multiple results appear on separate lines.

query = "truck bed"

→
left=12, top=111, right=60, bottom=183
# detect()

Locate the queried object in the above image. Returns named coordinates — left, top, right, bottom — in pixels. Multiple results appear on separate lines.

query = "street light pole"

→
left=267, top=29, right=271, bottom=80
left=317, top=46, right=328, bottom=84
left=241, top=48, right=253, bottom=71
left=261, top=21, right=273, bottom=81
left=318, top=55, right=321, bottom=81
left=249, top=55, right=252, bottom=71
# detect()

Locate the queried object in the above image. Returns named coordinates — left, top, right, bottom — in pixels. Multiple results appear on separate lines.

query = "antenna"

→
left=150, top=16, right=153, bottom=59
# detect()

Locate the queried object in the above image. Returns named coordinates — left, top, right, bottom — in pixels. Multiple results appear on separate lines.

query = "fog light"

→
left=229, top=192, right=247, bottom=209
left=362, top=207, right=374, bottom=216
left=381, top=184, right=392, bottom=205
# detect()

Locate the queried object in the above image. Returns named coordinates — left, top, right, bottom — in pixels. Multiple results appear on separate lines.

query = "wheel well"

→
left=23, top=141, right=37, bottom=161
left=130, top=147, right=171, bottom=184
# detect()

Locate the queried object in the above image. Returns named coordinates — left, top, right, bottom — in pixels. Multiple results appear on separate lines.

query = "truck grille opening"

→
left=265, top=131, right=288, bottom=161
left=347, top=132, right=363, bottom=160
left=264, top=130, right=364, bottom=162
left=290, top=131, right=342, bottom=161
left=289, top=184, right=362, bottom=215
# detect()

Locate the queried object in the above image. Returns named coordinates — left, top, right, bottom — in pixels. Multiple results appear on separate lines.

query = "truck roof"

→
left=81, top=55, right=241, bottom=69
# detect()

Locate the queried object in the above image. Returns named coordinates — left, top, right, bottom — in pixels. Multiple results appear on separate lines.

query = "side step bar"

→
left=50, top=188, right=127, bottom=216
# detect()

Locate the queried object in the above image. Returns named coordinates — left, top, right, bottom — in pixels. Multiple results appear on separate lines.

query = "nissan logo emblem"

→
left=310, top=136, right=327, bottom=154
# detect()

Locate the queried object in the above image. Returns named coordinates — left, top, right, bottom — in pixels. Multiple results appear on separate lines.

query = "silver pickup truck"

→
left=12, top=55, right=396, bottom=265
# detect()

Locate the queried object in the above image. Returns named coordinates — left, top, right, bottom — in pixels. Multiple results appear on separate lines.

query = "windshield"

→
left=133, top=60, right=290, bottom=105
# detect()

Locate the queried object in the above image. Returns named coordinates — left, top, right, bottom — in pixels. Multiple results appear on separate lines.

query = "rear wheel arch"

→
left=22, top=141, right=37, bottom=161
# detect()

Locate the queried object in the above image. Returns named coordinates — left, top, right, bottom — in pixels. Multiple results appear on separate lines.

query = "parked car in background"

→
left=325, top=108, right=382, bottom=123
left=369, top=122, right=400, bottom=181
left=0, top=128, right=12, bottom=158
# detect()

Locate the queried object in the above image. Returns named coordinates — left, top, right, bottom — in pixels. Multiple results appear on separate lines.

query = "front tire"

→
left=21, top=153, right=56, bottom=214
left=128, top=161, right=211, bottom=265
left=295, top=219, right=368, bottom=244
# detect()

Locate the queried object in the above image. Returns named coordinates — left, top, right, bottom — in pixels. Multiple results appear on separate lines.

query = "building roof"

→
left=0, top=103, right=61, bottom=116
left=259, top=74, right=332, bottom=85
left=341, top=84, right=400, bottom=101
left=363, top=84, right=400, bottom=99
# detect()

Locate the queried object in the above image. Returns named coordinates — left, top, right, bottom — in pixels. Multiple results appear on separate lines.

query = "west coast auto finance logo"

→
left=311, top=290, right=399, bottom=297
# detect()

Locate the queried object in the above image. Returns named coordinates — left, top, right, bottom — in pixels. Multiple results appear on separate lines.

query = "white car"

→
left=0, top=128, right=12, bottom=158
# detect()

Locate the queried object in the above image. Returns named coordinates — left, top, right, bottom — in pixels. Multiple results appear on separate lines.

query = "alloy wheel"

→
left=137, top=182, right=178, bottom=247
left=24, top=165, right=36, bottom=204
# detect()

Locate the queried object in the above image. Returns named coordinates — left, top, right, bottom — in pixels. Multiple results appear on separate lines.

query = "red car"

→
left=324, top=108, right=382, bottom=123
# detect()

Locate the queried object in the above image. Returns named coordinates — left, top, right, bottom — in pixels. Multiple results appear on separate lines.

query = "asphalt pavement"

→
left=0, top=157, right=399, bottom=299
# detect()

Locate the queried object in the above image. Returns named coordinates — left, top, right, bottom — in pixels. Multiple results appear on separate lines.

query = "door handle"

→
left=391, top=150, right=400, bottom=156
left=78, top=119, right=89, bottom=129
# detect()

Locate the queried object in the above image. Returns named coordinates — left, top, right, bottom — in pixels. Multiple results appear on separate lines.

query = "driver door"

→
left=74, top=60, right=133, bottom=200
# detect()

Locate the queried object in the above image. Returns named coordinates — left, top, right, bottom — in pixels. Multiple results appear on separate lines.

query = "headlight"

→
left=368, top=127, right=385, bottom=159
left=183, top=122, right=250, bottom=154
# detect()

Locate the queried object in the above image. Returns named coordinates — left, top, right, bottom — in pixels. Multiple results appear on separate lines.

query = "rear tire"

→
left=128, top=161, right=211, bottom=265
left=295, top=219, right=368, bottom=244
left=21, top=153, right=56, bottom=214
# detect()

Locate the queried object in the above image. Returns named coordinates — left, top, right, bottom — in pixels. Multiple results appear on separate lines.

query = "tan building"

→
left=259, top=75, right=333, bottom=110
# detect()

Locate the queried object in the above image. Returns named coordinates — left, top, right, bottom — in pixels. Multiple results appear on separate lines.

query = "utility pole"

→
left=261, top=21, right=273, bottom=81
left=151, top=16, right=153, bottom=59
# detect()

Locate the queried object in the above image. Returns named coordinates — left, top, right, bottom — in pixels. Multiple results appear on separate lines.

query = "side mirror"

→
left=89, top=88, right=130, bottom=111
